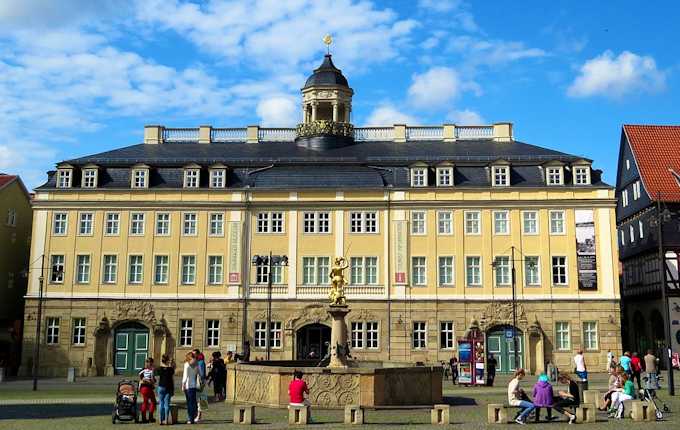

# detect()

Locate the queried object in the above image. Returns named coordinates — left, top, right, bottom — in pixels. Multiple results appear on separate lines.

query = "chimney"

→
left=247, top=125, right=259, bottom=143
left=393, top=124, right=406, bottom=143
left=199, top=125, right=212, bottom=144
left=443, top=124, right=457, bottom=142
left=144, top=125, right=164, bottom=144
left=492, top=122, right=513, bottom=142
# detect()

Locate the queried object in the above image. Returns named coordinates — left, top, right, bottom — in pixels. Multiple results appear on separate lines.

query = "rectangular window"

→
left=208, top=256, right=223, bottom=284
left=522, top=211, right=538, bottom=235
left=154, top=255, right=169, bottom=284
left=6, top=208, right=16, bottom=227
left=206, top=319, right=220, bottom=347
left=270, top=321, right=282, bottom=349
left=46, top=317, right=60, bottom=344
left=436, top=167, right=453, bottom=186
left=210, top=169, right=225, bottom=188
left=492, top=166, right=509, bottom=186
left=411, top=256, right=426, bottom=286
left=633, top=181, right=641, bottom=200
left=440, top=321, right=454, bottom=350
left=464, top=211, right=480, bottom=235
left=254, top=321, right=267, bottom=348
left=549, top=210, right=565, bottom=234
left=184, top=169, right=200, bottom=188
left=411, top=167, right=427, bottom=187
left=411, top=211, right=426, bottom=235
left=583, top=321, right=598, bottom=351
left=412, top=321, right=427, bottom=349
left=546, top=167, right=563, bottom=185
left=303, top=212, right=330, bottom=233
left=53, top=212, right=68, bottom=235
left=351, top=321, right=365, bottom=349
left=622, top=189, right=629, bottom=207
left=630, top=224, right=635, bottom=243
left=105, top=212, right=120, bottom=235
left=78, top=212, right=93, bottom=235
left=57, top=169, right=72, bottom=188
left=181, top=256, right=196, bottom=285
left=466, top=256, right=481, bottom=286
left=128, top=255, right=143, bottom=284
left=103, top=255, right=117, bottom=284
left=317, top=257, right=330, bottom=284
left=50, top=255, right=65, bottom=283
left=271, top=212, right=283, bottom=233
left=82, top=169, right=97, bottom=188
left=209, top=213, right=224, bottom=236
left=437, top=211, right=452, bottom=235
left=256, top=211, right=284, bottom=233
left=524, top=256, right=540, bottom=286
left=255, top=264, right=282, bottom=284
left=365, top=257, right=378, bottom=284
left=438, top=256, right=454, bottom=286
left=639, top=220, right=644, bottom=239
left=72, top=318, right=86, bottom=345
left=155, top=213, right=170, bottom=236
left=75, top=255, right=91, bottom=284
left=350, top=257, right=364, bottom=285
left=555, top=321, right=570, bottom=351
left=349, top=211, right=378, bottom=233
left=494, top=256, right=510, bottom=286
left=132, top=169, right=147, bottom=188
left=552, top=256, right=568, bottom=285
left=493, top=211, right=509, bottom=235
left=620, top=229, right=625, bottom=246
left=130, top=212, right=145, bottom=235
left=366, top=321, right=379, bottom=349
left=183, top=213, right=197, bottom=236
left=179, top=319, right=193, bottom=347
left=303, top=257, right=331, bottom=285
left=574, top=167, right=590, bottom=185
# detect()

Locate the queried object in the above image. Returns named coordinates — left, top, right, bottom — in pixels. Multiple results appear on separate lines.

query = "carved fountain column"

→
left=327, top=305, right=351, bottom=368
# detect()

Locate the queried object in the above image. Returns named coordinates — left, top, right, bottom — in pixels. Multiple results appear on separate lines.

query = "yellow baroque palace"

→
left=21, top=54, right=621, bottom=376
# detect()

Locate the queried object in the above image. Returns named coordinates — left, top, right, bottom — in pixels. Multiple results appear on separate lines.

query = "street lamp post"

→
left=251, top=253, right=288, bottom=361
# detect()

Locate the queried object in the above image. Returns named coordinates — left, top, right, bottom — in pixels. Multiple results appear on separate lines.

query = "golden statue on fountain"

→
left=329, top=256, right=348, bottom=306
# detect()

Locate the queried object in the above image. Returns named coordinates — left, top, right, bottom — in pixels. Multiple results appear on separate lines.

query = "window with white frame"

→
left=493, top=211, right=509, bottom=235
left=256, top=211, right=284, bottom=233
left=75, top=255, right=91, bottom=283
left=130, top=212, right=145, bottom=235
left=50, top=255, right=64, bottom=283
left=622, top=189, right=629, bottom=207
left=620, top=229, right=625, bottom=246
left=103, top=255, right=117, bottom=284
left=351, top=321, right=380, bottom=349
left=552, top=256, right=567, bottom=285
left=555, top=321, right=570, bottom=351
left=270, top=321, right=282, bottom=348
left=82, top=169, right=97, bottom=188
left=179, top=319, right=193, bottom=347
left=492, top=166, right=509, bottom=186
left=630, top=224, right=635, bottom=243
left=411, top=167, right=428, bottom=187
left=57, top=169, right=72, bottom=188
left=206, top=319, right=220, bottom=347
left=626, top=159, right=630, bottom=170
left=366, top=321, right=379, bottom=348
left=208, top=256, right=223, bottom=284
left=437, top=211, right=452, bottom=235
left=411, top=211, right=426, bottom=235
left=438, top=256, right=454, bottom=286
left=494, top=256, right=510, bottom=286
left=633, top=180, right=641, bottom=200
left=105, top=212, right=120, bottom=235
left=436, top=167, right=453, bottom=186
left=255, top=264, right=282, bottom=284
left=440, top=321, right=454, bottom=349
left=412, top=321, right=427, bottom=349
left=466, top=256, right=481, bottom=286
left=464, top=211, right=481, bottom=235
left=181, top=256, right=196, bottom=285
left=574, top=166, right=590, bottom=185
left=583, top=321, right=598, bottom=350
left=131, top=169, right=148, bottom=188
left=183, top=169, right=200, bottom=188
left=522, top=211, right=538, bottom=235
left=72, top=318, right=86, bottom=345
left=546, top=167, right=564, bottom=185
left=183, top=213, right=197, bottom=235
left=254, top=321, right=267, bottom=348
left=46, top=317, right=60, bottom=344
left=349, top=256, right=378, bottom=285
left=549, top=210, right=565, bottom=234
left=128, top=255, right=143, bottom=284
left=53, top=212, right=68, bottom=235
left=351, top=321, right=365, bottom=349
left=639, top=220, right=644, bottom=239
left=78, top=212, right=93, bottom=235
left=302, top=257, right=330, bottom=285
left=303, top=212, right=330, bottom=233
left=155, top=213, right=170, bottom=235
left=524, top=256, right=540, bottom=286
left=349, top=211, right=378, bottom=233
left=411, top=256, right=426, bottom=286
left=209, top=168, right=226, bottom=188
left=209, top=213, right=224, bottom=236
left=154, top=255, right=169, bottom=284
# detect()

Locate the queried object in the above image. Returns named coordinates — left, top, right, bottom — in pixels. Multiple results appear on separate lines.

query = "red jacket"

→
left=631, top=356, right=642, bottom=373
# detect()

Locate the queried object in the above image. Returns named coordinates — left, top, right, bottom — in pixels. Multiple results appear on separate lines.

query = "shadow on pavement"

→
left=443, top=396, right=477, bottom=406
left=0, top=403, right=111, bottom=420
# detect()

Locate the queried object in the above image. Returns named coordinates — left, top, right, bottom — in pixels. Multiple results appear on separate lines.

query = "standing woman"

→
left=182, top=352, right=200, bottom=425
left=157, top=354, right=176, bottom=425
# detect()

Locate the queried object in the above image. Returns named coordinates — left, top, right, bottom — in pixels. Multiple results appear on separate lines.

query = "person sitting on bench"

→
left=289, top=370, right=311, bottom=407
left=508, top=368, right=535, bottom=425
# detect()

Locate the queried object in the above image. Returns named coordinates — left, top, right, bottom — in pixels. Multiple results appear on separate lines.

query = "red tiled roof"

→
left=0, top=174, right=17, bottom=190
left=623, top=125, right=680, bottom=202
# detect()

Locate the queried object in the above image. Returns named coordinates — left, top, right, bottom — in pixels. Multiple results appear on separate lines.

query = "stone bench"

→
left=288, top=405, right=311, bottom=425
left=345, top=405, right=364, bottom=425
left=583, top=390, right=601, bottom=409
left=576, top=403, right=597, bottom=423
left=630, top=400, right=656, bottom=422
left=431, top=404, right=450, bottom=425
left=487, top=403, right=523, bottom=424
left=168, top=404, right=179, bottom=425
left=233, top=405, right=255, bottom=425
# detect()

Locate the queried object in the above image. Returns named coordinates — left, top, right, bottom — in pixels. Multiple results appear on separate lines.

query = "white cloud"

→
left=407, top=67, right=463, bottom=109
left=0, top=0, right=124, bottom=29
left=256, top=96, right=299, bottom=127
left=418, top=0, right=461, bottom=13
left=447, top=109, right=484, bottom=125
left=448, top=36, right=547, bottom=66
left=364, top=103, right=418, bottom=126
left=567, top=50, right=665, bottom=98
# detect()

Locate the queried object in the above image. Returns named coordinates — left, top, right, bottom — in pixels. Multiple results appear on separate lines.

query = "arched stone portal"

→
left=296, top=323, right=331, bottom=360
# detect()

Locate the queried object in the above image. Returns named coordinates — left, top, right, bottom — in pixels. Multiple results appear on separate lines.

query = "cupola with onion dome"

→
left=296, top=35, right=355, bottom=150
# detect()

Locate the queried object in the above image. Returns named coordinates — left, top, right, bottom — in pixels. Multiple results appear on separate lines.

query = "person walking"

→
left=643, top=349, right=660, bottom=389
left=573, top=349, right=588, bottom=382
left=192, top=349, right=207, bottom=422
left=487, top=354, right=497, bottom=387
left=508, top=368, right=535, bottom=425
left=208, top=351, right=227, bottom=401
left=630, top=352, right=642, bottom=389
left=156, top=354, right=175, bottom=425
left=450, top=356, right=459, bottom=385
left=138, top=357, right=157, bottom=423
left=619, top=351, right=632, bottom=376
left=182, top=352, right=200, bottom=425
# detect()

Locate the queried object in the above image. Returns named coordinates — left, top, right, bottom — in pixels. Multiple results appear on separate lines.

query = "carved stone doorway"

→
left=296, top=323, right=330, bottom=360
left=486, top=325, right=524, bottom=374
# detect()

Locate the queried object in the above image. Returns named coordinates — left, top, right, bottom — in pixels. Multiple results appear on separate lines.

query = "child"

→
left=138, top=357, right=157, bottom=423
left=156, top=354, right=175, bottom=425
left=532, top=374, right=554, bottom=422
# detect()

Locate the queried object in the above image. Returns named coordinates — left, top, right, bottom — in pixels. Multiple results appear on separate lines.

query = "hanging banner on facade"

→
left=670, top=298, right=680, bottom=359
left=394, top=220, right=407, bottom=284
left=228, top=221, right=241, bottom=284
left=575, top=209, right=597, bottom=290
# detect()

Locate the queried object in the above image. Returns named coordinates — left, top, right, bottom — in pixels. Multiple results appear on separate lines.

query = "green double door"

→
left=487, top=327, right=524, bottom=374
left=114, top=323, right=149, bottom=375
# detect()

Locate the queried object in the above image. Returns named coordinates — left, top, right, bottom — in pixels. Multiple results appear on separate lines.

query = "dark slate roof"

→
left=303, top=55, right=349, bottom=88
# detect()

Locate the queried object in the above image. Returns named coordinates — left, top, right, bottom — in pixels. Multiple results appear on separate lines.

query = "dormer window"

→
left=81, top=168, right=98, bottom=188
left=492, top=166, right=510, bottom=186
left=573, top=166, right=591, bottom=185
left=209, top=168, right=226, bottom=188
left=131, top=168, right=148, bottom=189
left=436, top=166, right=453, bottom=186
left=184, top=169, right=200, bottom=188
left=546, top=167, right=564, bottom=185
left=56, top=169, right=72, bottom=188
left=411, top=167, right=428, bottom=187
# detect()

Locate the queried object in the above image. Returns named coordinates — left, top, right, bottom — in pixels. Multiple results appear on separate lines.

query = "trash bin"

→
left=67, top=367, right=76, bottom=383
left=576, top=379, right=588, bottom=401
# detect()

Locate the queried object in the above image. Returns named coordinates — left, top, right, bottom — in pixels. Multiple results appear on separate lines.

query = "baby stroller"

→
left=638, top=375, right=670, bottom=419
left=112, top=380, right=139, bottom=424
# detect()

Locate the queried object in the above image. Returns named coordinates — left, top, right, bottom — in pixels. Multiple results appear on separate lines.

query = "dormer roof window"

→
left=436, top=164, right=453, bottom=187
left=183, top=166, right=201, bottom=188
left=546, top=166, right=564, bottom=185
left=56, top=165, right=73, bottom=188
left=81, top=166, right=98, bottom=188
left=491, top=163, right=510, bottom=187
left=573, top=165, right=591, bottom=185
left=209, top=165, right=227, bottom=188
left=131, top=164, right=149, bottom=189
left=410, top=165, right=428, bottom=187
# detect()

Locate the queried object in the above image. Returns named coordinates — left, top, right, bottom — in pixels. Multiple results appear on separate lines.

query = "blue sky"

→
left=1, top=0, right=678, bottom=189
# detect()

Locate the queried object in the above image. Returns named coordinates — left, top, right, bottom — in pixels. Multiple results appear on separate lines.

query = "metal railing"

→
left=406, top=126, right=443, bottom=140
left=258, top=128, right=296, bottom=142
left=456, top=125, right=494, bottom=140
left=163, top=128, right=199, bottom=142
left=211, top=128, right=247, bottom=142
left=354, top=127, right=393, bottom=141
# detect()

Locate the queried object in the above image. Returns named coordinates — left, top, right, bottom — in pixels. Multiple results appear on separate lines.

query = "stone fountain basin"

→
left=226, top=361, right=443, bottom=409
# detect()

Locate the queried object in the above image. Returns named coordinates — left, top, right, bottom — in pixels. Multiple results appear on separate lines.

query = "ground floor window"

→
left=583, top=321, right=598, bottom=350
left=179, top=319, right=193, bottom=347
left=46, top=317, right=60, bottom=344
left=206, top=319, right=220, bottom=347
left=555, top=321, right=570, bottom=351
left=412, top=321, right=427, bottom=349
left=440, top=321, right=454, bottom=349
left=254, top=321, right=282, bottom=349
left=72, top=318, right=86, bottom=345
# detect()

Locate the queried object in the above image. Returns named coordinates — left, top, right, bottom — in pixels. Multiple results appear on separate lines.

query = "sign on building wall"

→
left=228, top=221, right=241, bottom=284
left=670, top=298, right=680, bottom=357
left=575, top=209, right=597, bottom=290
left=394, top=220, right=407, bottom=284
